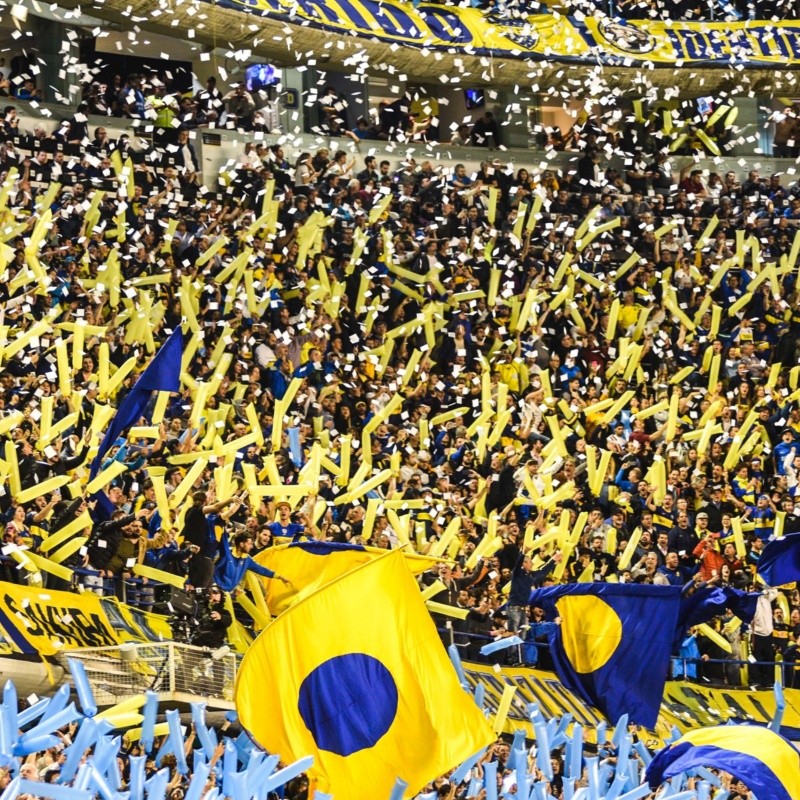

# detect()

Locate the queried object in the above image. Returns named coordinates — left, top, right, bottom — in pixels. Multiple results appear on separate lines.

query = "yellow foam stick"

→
left=195, top=235, right=229, bottom=268
left=340, top=468, right=393, bottom=505
left=420, top=580, right=447, bottom=602
left=40, top=511, right=94, bottom=555
left=244, top=403, right=264, bottom=448
left=695, top=422, right=721, bottom=457
left=592, top=449, right=613, bottom=497
left=727, top=292, right=752, bottom=318
left=85, top=461, right=128, bottom=495
left=487, top=410, right=512, bottom=448
left=617, top=527, right=642, bottom=571
left=360, top=497, right=380, bottom=542
left=368, top=190, right=393, bottom=225
left=583, top=398, right=616, bottom=417
left=169, top=458, right=209, bottom=509
left=190, top=382, right=210, bottom=430
left=696, top=623, right=731, bottom=653
left=487, top=268, right=501, bottom=307
left=429, top=516, right=461, bottom=559
left=38, top=412, right=79, bottom=449
left=669, top=365, right=694, bottom=386
left=486, top=186, right=499, bottom=226
left=585, top=445, right=597, bottom=492
left=0, top=411, right=22, bottom=438
left=492, top=683, right=517, bottom=733
left=731, top=516, right=746, bottom=559
left=20, top=550, right=72, bottom=582
left=14, top=475, right=71, bottom=505
left=150, top=474, right=172, bottom=532
left=600, top=391, right=635, bottom=426
left=102, top=357, right=137, bottom=400
left=335, top=435, right=352, bottom=488
left=425, top=601, right=469, bottom=622
left=622, top=344, right=644, bottom=384
left=430, top=407, right=469, bottom=427
left=773, top=511, right=785, bottom=540
left=94, top=695, right=148, bottom=721
left=765, top=363, right=781, bottom=392
left=132, top=563, right=186, bottom=589
left=236, top=590, right=270, bottom=630
left=128, top=427, right=160, bottom=441
left=576, top=560, right=595, bottom=583
left=3, top=318, right=50, bottom=361
left=49, top=535, right=89, bottom=564
left=665, top=391, right=680, bottom=442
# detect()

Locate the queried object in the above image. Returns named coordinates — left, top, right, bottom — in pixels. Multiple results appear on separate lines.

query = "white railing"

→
left=60, top=642, right=241, bottom=709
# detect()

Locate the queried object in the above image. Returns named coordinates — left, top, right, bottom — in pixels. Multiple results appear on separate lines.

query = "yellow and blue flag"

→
left=253, top=541, right=440, bottom=615
left=529, top=583, right=682, bottom=728
left=757, top=532, right=800, bottom=587
left=235, top=549, right=493, bottom=800
left=646, top=725, right=800, bottom=800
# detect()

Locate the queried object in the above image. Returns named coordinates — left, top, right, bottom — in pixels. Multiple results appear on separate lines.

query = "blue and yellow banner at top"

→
left=215, top=0, right=800, bottom=68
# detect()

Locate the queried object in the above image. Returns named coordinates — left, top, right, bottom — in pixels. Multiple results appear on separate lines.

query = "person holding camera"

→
left=193, top=585, right=232, bottom=649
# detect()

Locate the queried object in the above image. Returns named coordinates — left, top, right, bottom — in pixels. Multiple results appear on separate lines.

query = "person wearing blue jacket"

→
left=214, top=529, right=292, bottom=593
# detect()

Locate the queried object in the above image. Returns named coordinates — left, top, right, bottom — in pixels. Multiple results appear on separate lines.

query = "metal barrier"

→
left=60, top=642, right=241, bottom=709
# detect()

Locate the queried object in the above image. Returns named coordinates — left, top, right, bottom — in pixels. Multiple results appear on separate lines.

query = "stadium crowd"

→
left=0, top=77, right=798, bottom=700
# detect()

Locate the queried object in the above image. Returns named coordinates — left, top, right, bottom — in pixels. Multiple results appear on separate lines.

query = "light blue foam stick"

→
left=40, top=685, right=70, bottom=723
left=128, top=756, right=145, bottom=800
left=568, top=724, right=583, bottom=779
left=697, top=781, right=711, bottom=800
left=467, top=775, right=482, bottom=798
left=532, top=783, right=549, bottom=800
left=225, top=770, right=248, bottom=800
left=572, top=788, right=588, bottom=800
left=388, top=778, right=409, bottom=800
left=770, top=680, right=785, bottom=733
left=551, top=713, right=572, bottom=749
left=563, top=778, right=574, bottom=800
left=595, top=722, right=607, bottom=750
left=314, top=793, right=333, bottom=800
left=611, top=715, right=629, bottom=749
left=598, top=763, right=613, bottom=792
left=67, top=659, right=97, bottom=717
left=585, top=756, right=600, bottom=800
left=474, top=682, right=485, bottom=710
left=506, top=731, right=526, bottom=772
left=59, top=718, right=98, bottom=783
left=484, top=760, right=498, bottom=800
left=0, top=706, right=11, bottom=761
left=233, top=731, right=254, bottom=763
left=448, top=645, right=469, bottom=688
left=663, top=793, right=699, bottom=800
left=247, top=754, right=280, bottom=800
left=184, top=761, right=211, bottom=800
left=222, top=738, right=238, bottom=792
left=626, top=759, right=639, bottom=791
left=632, top=742, right=652, bottom=767
left=261, top=757, right=315, bottom=794
left=88, top=764, right=117, bottom=800
left=0, top=776, right=19, bottom=800
left=144, top=768, right=170, bottom=800
left=480, top=636, right=524, bottom=656
left=617, top=734, right=632, bottom=768
left=534, top=722, right=552, bottom=782
left=73, top=764, right=92, bottom=792
left=17, top=696, right=49, bottom=728
left=105, top=745, right=123, bottom=791
left=17, top=780, right=92, bottom=800
left=12, top=734, right=61, bottom=756
left=694, top=768, right=720, bottom=787
left=2, top=682, right=17, bottom=749
left=140, top=691, right=158, bottom=754
left=616, top=786, right=652, bottom=800
left=527, top=703, right=545, bottom=727
left=604, top=770, right=629, bottom=800
left=287, top=427, right=303, bottom=467
left=190, top=703, right=218, bottom=758
left=451, top=747, right=487, bottom=786
left=92, top=735, right=121, bottom=777
left=22, top=702, right=80, bottom=743
left=166, top=709, right=189, bottom=775
left=515, top=748, right=529, bottom=800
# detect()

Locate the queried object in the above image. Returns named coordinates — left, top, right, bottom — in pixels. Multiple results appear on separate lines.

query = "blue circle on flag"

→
left=298, top=653, right=398, bottom=756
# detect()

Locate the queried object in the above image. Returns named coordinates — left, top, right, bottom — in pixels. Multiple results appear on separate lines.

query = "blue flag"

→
left=529, top=583, right=682, bottom=729
left=757, top=532, right=800, bottom=587
left=675, top=585, right=758, bottom=647
left=90, top=328, right=184, bottom=478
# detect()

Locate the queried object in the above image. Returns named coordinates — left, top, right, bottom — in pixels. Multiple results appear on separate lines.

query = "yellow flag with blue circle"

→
left=646, top=725, right=800, bottom=800
left=529, top=583, right=682, bottom=729
left=235, top=549, right=494, bottom=799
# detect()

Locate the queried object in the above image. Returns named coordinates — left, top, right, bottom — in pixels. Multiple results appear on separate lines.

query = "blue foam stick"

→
left=261, top=756, right=314, bottom=794
left=532, top=783, right=548, bottom=800
left=506, top=731, right=526, bottom=772
left=447, top=644, right=468, bottom=688
left=92, top=735, right=120, bottom=776
left=60, top=718, right=98, bottom=783
left=222, top=739, right=238, bottom=791
left=545, top=716, right=558, bottom=746
left=191, top=703, right=218, bottom=758
left=140, top=691, right=158, bottom=754
left=632, top=742, right=651, bottom=767
left=194, top=750, right=207, bottom=769
left=245, top=750, right=263, bottom=775
left=388, top=778, right=408, bottom=800
left=694, top=767, right=720, bottom=787
left=0, top=707, right=10, bottom=759
left=234, top=731, right=253, bottom=763
left=664, top=793, right=699, bottom=800
left=144, top=768, right=170, bottom=800
left=483, top=761, right=498, bottom=800
left=225, top=711, right=238, bottom=724
left=568, top=724, right=583, bottom=779
left=73, top=764, right=92, bottom=792
left=67, top=659, right=97, bottom=718
left=18, top=780, right=92, bottom=800
left=451, top=747, right=486, bottom=786
left=287, top=427, right=303, bottom=467
left=225, top=770, right=248, bottom=800
left=616, top=787, right=651, bottom=800
left=0, top=776, right=19, bottom=800
left=597, top=763, right=613, bottom=792
left=585, top=756, right=600, bottom=800
left=595, top=721, right=607, bottom=748
left=697, top=781, right=710, bottom=800
left=770, top=680, right=786, bottom=733
left=562, top=778, right=574, bottom=800
left=105, top=742, right=123, bottom=791
left=166, top=709, right=189, bottom=775
left=626, top=759, right=639, bottom=791
left=24, top=702, right=80, bottom=742
left=604, top=772, right=628, bottom=800
left=2, top=682, right=18, bottom=749
left=534, top=723, right=552, bottom=782
left=480, top=636, right=524, bottom=656
left=248, top=755, right=280, bottom=800
left=474, top=682, right=485, bottom=709
left=12, top=733, right=61, bottom=756
left=40, top=686, right=70, bottom=723
left=184, top=761, right=211, bottom=800
left=128, top=756, right=145, bottom=800
left=617, top=734, right=631, bottom=769
left=514, top=748, right=529, bottom=800
left=17, top=697, right=48, bottom=728
left=88, top=764, right=117, bottom=800
left=314, top=793, right=334, bottom=800
left=611, top=715, right=629, bottom=748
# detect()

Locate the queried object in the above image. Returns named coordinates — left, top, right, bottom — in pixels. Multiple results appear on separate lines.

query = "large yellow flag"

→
left=235, top=549, right=493, bottom=799
left=253, top=541, right=440, bottom=615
